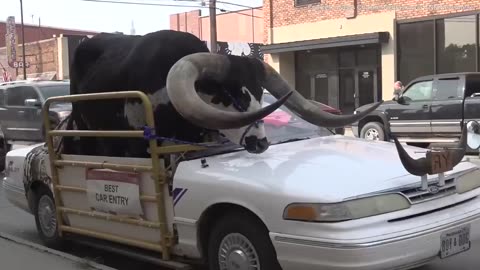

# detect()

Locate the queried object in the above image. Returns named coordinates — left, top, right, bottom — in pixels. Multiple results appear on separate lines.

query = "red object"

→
left=263, top=110, right=292, bottom=127
left=1, top=68, right=11, bottom=82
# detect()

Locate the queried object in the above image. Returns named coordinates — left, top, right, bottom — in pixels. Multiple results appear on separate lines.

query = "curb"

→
left=0, top=231, right=117, bottom=270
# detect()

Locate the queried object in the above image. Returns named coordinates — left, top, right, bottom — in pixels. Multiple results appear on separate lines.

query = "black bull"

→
left=49, top=29, right=466, bottom=175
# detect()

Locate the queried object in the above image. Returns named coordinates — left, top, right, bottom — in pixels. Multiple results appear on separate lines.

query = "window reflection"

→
left=398, top=20, right=435, bottom=85
left=436, top=15, right=476, bottom=73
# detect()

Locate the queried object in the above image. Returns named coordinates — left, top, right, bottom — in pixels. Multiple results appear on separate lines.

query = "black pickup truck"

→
left=0, top=80, right=71, bottom=170
left=351, top=72, right=480, bottom=149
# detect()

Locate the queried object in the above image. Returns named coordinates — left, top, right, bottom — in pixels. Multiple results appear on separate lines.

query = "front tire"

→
left=207, top=211, right=282, bottom=270
left=360, top=121, right=386, bottom=141
left=33, top=185, right=65, bottom=249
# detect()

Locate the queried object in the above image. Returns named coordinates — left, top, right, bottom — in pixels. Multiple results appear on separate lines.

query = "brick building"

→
left=261, top=0, right=480, bottom=114
left=170, top=8, right=266, bottom=60
left=1, top=18, right=98, bottom=81
left=170, top=7, right=263, bottom=43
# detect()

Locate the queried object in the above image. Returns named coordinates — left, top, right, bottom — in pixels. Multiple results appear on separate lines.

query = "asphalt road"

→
left=1, top=149, right=480, bottom=269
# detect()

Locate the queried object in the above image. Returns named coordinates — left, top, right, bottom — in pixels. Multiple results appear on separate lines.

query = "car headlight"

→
left=283, top=193, right=410, bottom=222
left=353, top=110, right=358, bottom=115
left=456, top=169, right=480, bottom=194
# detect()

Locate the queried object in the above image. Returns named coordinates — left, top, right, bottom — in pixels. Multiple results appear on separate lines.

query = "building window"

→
left=397, top=13, right=480, bottom=85
left=398, top=20, right=435, bottom=85
left=295, top=0, right=320, bottom=6
left=436, top=15, right=476, bottom=74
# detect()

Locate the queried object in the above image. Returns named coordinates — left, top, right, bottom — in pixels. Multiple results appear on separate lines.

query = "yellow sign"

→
left=427, top=151, right=453, bottom=174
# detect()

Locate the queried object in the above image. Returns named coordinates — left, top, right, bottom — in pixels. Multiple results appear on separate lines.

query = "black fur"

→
left=63, top=30, right=267, bottom=158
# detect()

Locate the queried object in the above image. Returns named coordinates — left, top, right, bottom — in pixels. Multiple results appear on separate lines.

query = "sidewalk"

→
left=0, top=232, right=116, bottom=270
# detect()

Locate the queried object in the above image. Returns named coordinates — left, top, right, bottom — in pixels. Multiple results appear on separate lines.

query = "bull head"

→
left=392, top=126, right=468, bottom=176
left=165, top=52, right=383, bottom=130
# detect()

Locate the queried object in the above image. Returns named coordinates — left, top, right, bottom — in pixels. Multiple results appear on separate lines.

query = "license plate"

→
left=440, top=224, right=471, bottom=259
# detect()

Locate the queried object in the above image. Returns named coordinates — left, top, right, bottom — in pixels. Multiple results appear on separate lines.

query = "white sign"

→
left=86, top=169, right=144, bottom=217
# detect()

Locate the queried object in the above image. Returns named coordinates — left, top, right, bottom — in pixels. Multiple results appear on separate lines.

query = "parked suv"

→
left=351, top=72, right=480, bottom=149
left=0, top=80, right=71, bottom=170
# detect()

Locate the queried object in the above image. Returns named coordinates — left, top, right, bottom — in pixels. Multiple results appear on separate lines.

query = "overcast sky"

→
left=2, top=0, right=262, bottom=35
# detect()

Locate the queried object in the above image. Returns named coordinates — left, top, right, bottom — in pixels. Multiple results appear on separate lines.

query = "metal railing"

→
left=42, top=90, right=207, bottom=261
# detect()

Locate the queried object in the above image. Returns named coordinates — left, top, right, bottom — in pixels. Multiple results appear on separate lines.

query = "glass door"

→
left=356, top=68, right=377, bottom=108
left=339, top=69, right=355, bottom=114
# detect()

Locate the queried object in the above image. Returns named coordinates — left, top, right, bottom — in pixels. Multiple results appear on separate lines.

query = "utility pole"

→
left=20, top=0, right=27, bottom=79
left=209, top=0, right=217, bottom=53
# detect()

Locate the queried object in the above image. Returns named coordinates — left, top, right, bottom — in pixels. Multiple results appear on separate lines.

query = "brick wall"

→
left=0, top=38, right=58, bottom=80
left=266, top=0, right=480, bottom=30
left=170, top=10, right=202, bottom=37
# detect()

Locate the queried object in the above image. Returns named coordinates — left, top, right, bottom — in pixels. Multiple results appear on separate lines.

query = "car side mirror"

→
left=25, top=98, right=41, bottom=107
left=466, top=120, right=480, bottom=150
left=396, top=96, right=407, bottom=105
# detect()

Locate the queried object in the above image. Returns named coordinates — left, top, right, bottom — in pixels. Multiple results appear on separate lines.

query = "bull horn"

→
left=261, top=62, right=383, bottom=128
left=393, top=126, right=468, bottom=176
left=166, top=52, right=293, bottom=130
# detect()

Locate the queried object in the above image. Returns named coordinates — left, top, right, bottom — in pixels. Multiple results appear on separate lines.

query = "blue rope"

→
left=142, top=126, right=227, bottom=148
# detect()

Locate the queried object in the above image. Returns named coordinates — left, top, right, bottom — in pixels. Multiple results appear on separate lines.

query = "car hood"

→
left=180, top=135, right=477, bottom=202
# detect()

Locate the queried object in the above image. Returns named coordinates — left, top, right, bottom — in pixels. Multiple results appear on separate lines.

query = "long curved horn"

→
left=393, top=125, right=468, bottom=176
left=166, top=53, right=293, bottom=130
left=261, top=62, right=383, bottom=128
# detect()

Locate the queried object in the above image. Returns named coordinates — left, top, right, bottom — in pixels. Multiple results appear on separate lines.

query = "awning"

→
left=260, top=32, right=390, bottom=54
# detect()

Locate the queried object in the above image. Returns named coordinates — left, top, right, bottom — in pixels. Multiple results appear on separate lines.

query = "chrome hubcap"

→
left=365, top=128, right=380, bottom=140
left=38, top=195, right=57, bottom=238
left=218, top=233, right=260, bottom=270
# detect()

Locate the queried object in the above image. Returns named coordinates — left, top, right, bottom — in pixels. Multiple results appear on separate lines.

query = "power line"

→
left=78, top=0, right=211, bottom=9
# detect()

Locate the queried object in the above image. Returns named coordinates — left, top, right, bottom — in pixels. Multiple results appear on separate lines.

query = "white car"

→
left=3, top=96, right=480, bottom=270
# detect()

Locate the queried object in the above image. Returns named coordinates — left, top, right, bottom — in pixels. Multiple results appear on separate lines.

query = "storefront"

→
left=263, top=34, right=388, bottom=114
left=261, top=1, right=480, bottom=113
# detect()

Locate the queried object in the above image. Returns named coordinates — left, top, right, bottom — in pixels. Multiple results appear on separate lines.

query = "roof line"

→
left=0, top=20, right=99, bottom=34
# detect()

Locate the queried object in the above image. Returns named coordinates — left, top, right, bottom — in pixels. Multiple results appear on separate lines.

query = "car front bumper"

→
left=2, top=178, right=30, bottom=213
left=270, top=197, right=480, bottom=270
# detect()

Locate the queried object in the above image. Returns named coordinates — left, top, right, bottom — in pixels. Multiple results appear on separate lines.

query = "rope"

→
left=142, top=126, right=229, bottom=148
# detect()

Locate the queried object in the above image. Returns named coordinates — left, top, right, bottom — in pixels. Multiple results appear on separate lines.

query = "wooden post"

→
left=209, top=0, right=217, bottom=53
left=20, top=0, right=27, bottom=79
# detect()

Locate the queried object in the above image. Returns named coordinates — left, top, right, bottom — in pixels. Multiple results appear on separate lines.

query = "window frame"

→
left=401, top=79, right=434, bottom=102
left=294, top=0, right=320, bottom=7
left=395, top=12, right=480, bottom=83
left=5, top=85, right=41, bottom=108
left=432, top=77, right=463, bottom=101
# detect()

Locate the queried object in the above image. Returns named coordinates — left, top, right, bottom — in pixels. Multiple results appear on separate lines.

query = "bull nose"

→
left=244, top=136, right=269, bottom=154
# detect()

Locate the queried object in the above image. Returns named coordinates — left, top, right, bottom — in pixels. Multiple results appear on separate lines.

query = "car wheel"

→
left=33, top=185, right=64, bottom=249
left=360, top=122, right=386, bottom=141
left=207, top=211, right=282, bottom=270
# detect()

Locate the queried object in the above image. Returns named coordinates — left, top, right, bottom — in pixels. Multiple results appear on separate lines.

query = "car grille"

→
left=399, top=178, right=456, bottom=204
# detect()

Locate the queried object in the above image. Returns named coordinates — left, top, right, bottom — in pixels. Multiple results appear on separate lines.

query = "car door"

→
left=430, top=76, right=464, bottom=135
left=386, top=79, right=433, bottom=136
left=4, top=85, right=42, bottom=141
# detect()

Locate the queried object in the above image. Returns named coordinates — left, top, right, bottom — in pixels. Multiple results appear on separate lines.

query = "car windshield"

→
left=262, top=94, right=334, bottom=145
left=38, top=84, right=70, bottom=100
